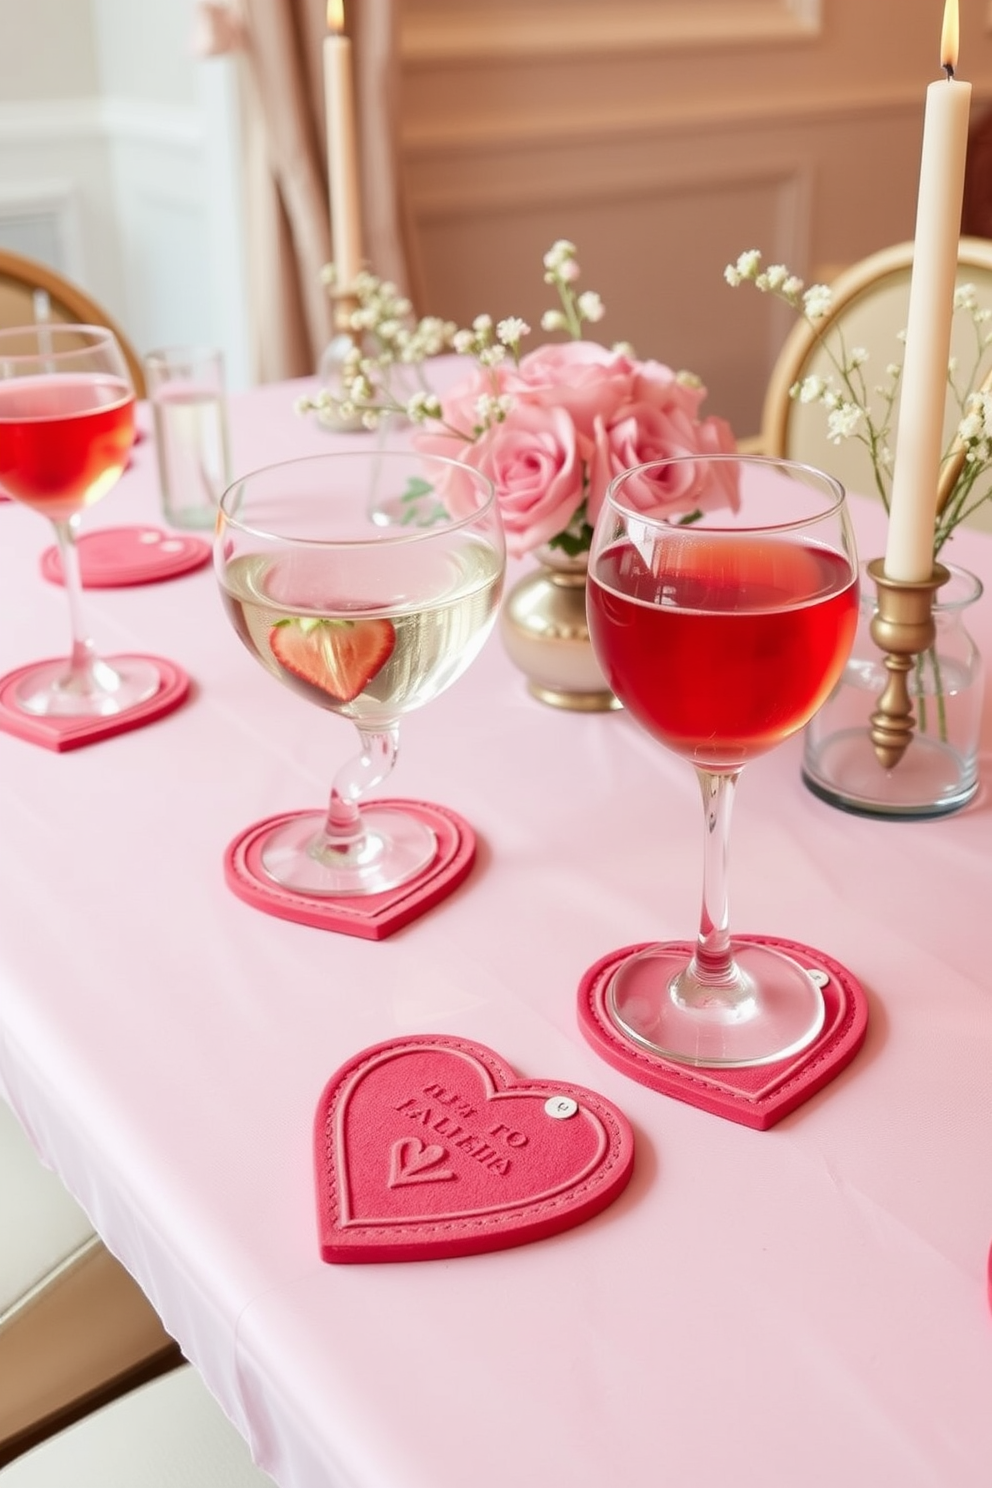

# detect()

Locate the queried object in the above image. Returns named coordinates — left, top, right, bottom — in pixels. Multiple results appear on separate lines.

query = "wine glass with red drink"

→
left=0, top=324, right=159, bottom=716
left=586, top=455, right=859, bottom=1067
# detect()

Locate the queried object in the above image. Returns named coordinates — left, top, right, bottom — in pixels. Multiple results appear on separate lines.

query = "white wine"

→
left=220, top=538, right=503, bottom=723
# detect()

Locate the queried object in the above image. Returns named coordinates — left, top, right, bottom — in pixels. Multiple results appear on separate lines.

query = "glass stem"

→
left=319, top=724, right=400, bottom=856
left=688, top=767, right=741, bottom=985
left=54, top=517, right=99, bottom=683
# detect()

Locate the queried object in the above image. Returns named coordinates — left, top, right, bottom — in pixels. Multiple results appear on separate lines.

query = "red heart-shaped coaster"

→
left=40, top=526, right=211, bottom=588
left=0, top=656, right=190, bottom=752
left=578, top=936, right=868, bottom=1130
left=224, top=801, right=475, bottom=939
left=315, top=1035, right=635, bottom=1263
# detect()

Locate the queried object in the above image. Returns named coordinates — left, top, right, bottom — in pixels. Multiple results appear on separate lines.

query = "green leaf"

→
left=547, top=521, right=594, bottom=558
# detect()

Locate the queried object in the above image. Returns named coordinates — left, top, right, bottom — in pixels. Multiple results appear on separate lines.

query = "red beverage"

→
left=0, top=373, right=135, bottom=520
left=588, top=534, right=858, bottom=767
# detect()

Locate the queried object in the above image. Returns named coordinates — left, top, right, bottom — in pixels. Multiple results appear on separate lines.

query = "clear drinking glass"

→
left=144, top=345, right=231, bottom=530
left=0, top=323, right=160, bottom=716
left=586, top=455, right=859, bottom=1067
left=215, top=449, right=505, bottom=895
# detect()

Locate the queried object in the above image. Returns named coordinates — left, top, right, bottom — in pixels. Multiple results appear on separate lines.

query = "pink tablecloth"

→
left=1, top=380, right=991, bottom=1488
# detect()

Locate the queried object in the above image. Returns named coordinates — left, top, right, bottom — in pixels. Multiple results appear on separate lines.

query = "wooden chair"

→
left=754, top=237, right=992, bottom=532
left=0, top=248, right=145, bottom=397
left=0, top=1365, right=275, bottom=1485
left=0, top=1101, right=180, bottom=1466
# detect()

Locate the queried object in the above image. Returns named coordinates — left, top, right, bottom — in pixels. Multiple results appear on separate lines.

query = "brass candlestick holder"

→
left=866, top=557, right=950, bottom=769
left=801, top=551, right=983, bottom=820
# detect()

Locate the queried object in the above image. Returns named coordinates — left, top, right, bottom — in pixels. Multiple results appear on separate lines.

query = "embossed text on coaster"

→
left=315, top=1035, right=635, bottom=1262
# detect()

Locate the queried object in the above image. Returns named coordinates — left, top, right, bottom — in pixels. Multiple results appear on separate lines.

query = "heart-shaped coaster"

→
left=315, top=1034, right=635, bottom=1263
left=224, top=800, right=476, bottom=939
left=578, top=936, right=868, bottom=1130
left=0, top=656, right=190, bottom=752
left=40, top=526, right=211, bottom=587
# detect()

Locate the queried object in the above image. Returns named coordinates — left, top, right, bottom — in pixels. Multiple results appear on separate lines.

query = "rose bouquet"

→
left=300, top=241, right=738, bottom=558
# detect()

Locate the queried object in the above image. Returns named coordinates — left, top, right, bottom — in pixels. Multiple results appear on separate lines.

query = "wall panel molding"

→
left=403, top=86, right=928, bottom=161
left=0, top=99, right=201, bottom=150
left=402, top=2, right=822, bottom=64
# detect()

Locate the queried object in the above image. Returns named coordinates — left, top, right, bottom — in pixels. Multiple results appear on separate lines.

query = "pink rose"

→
left=457, top=402, right=585, bottom=557
left=587, top=398, right=739, bottom=525
left=629, top=360, right=707, bottom=419
left=504, top=341, right=635, bottom=451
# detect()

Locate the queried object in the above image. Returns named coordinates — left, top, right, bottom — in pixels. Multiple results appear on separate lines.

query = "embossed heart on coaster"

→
left=314, top=1035, right=635, bottom=1263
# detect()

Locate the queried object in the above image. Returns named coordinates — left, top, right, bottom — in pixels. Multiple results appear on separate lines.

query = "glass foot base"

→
left=606, top=940, right=826, bottom=1069
left=259, top=805, right=437, bottom=897
left=802, top=726, right=977, bottom=819
left=14, top=656, right=162, bottom=718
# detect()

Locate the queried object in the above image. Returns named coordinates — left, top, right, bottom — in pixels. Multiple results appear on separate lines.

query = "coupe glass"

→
left=0, top=323, right=159, bottom=716
left=215, top=449, right=505, bottom=895
left=586, top=455, right=859, bottom=1067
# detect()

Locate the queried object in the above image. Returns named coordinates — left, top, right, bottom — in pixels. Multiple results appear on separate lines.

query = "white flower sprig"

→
left=725, top=249, right=992, bottom=553
left=299, top=240, right=612, bottom=436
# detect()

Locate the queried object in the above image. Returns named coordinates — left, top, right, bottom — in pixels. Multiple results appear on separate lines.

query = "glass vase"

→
left=801, top=562, right=984, bottom=818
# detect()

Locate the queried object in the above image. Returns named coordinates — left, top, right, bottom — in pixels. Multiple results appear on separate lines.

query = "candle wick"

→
left=943, top=62, right=955, bottom=81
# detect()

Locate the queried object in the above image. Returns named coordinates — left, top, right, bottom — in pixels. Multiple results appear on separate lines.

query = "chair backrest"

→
left=758, top=237, right=992, bottom=530
left=0, top=248, right=146, bottom=398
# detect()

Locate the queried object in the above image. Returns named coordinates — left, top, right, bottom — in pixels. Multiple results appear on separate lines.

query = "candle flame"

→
left=327, top=0, right=344, bottom=36
left=941, top=0, right=959, bottom=74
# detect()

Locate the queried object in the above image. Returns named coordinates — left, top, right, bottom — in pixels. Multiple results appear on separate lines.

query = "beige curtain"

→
left=195, top=0, right=410, bottom=383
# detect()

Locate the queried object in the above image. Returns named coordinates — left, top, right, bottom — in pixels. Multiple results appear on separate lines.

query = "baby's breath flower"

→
left=676, top=370, right=702, bottom=389
left=541, top=309, right=568, bottom=333
left=826, top=402, right=862, bottom=443
left=802, top=284, right=832, bottom=320
left=795, top=375, right=826, bottom=403
left=734, top=250, right=762, bottom=279
left=576, top=291, right=604, bottom=323
left=725, top=244, right=992, bottom=547
left=543, top=239, right=576, bottom=271
left=958, top=411, right=983, bottom=442
left=497, top=317, right=530, bottom=346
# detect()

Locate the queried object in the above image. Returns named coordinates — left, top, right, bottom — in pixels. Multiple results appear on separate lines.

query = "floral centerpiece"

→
left=300, top=240, right=737, bottom=560
left=724, top=248, right=992, bottom=550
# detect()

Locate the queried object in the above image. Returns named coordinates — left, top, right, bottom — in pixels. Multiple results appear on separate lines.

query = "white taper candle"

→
left=323, top=0, right=364, bottom=293
left=885, top=0, right=971, bottom=581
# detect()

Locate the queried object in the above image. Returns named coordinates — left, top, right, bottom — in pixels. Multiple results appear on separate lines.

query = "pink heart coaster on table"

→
left=40, top=526, right=211, bottom=587
left=224, top=800, right=476, bottom=939
left=0, top=656, right=190, bottom=752
left=578, top=935, right=869, bottom=1131
left=315, top=1034, right=635, bottom=1263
